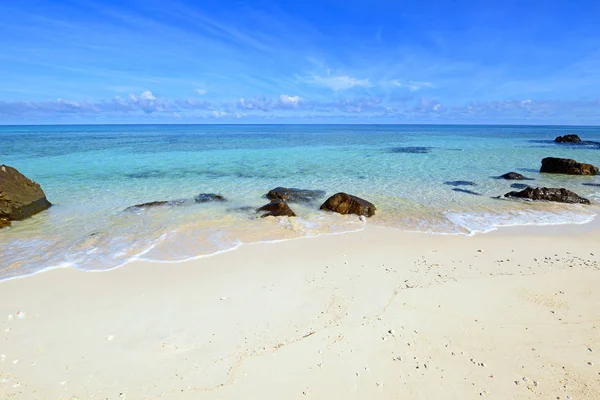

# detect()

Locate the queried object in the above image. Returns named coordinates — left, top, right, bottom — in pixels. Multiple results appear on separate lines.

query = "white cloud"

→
left=196, top=88, right=207, bottom=95
left=279, top=94, right=302, bottom=108
left=127, top=90, right=165, bottom=113
left=305, top=75, right=371, bottom=91
left=3, top=92, right=600, bottom=124
left=140, top=90, right=156, bottom=100
left=237, top=95, right=304, bottom=111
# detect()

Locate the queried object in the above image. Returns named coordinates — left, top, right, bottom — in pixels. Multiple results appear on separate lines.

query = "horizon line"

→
left=2, top=123, right=599, bottom=128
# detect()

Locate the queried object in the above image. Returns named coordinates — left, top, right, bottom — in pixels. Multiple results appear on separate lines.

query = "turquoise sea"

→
left=1, top=124, right=599, bottom=280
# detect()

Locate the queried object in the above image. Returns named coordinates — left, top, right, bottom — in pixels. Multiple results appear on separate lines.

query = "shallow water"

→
left=1, top=124, right=599, bottom=279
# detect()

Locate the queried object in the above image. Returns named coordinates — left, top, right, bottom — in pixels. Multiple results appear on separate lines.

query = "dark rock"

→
left=554, top=134, right=582, bottom=143
left=504, top=187, right=590, bottom=204
left=499, top=172, right=531, bottom=180
left=256, top=200, right=296, bottom=217
left=266, top=187, right=326, bottom=203
left=0, top=164, right=52, bottom=225
left=320, top=193, right=376, bottom=217
left=583, top=183, right=600, bottom=187
left=452, top=188, right=482, bottom=196
left=540, top=157, right=598, bottom=176
left=194, top=193, right=226, bottom=203
left=124, top=200, right=186, bottom=212
left=0, top=218, right=11, bottom=228
left=389, top=146, right=432, bottom=154
left=444, top=181, right=477, bottom=187
left=510, top=183, right=532, bottom=189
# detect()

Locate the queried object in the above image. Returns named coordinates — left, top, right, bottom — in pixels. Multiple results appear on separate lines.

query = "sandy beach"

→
left=1, top=221, right=600, bottom=400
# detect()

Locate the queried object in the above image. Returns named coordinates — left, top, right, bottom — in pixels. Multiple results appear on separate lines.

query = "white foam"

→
left=445, top=208, right=597, bottom=235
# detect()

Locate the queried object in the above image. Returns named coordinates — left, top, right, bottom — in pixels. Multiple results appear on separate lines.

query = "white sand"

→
left=1, top=222, right=600, bottom=399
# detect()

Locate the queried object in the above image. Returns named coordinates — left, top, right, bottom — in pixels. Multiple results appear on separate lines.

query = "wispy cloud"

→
left=389, top=80, right=435, bottom=92
left=332, top=97, right=389, bottom=114
left=303, top=75, right=372, bottom=91
left=237, top=97, right=272, bottom=111
left=414, top=97, right=443, bottom=113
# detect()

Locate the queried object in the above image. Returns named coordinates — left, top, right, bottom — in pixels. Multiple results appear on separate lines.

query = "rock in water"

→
left=124, top=200, right=186, bottom=212
left=504, top=187, right=590, bottom=204
left=266, top=187, right=326, bottom=203
left=0, top=165, right=52, bottom=225
left=194, top=193, right=227, bottom=203
left=554, top=134, right=582, bottom=143
left=510, top=183, right=532, bottom=189
left=540, top=157, right=598, bottom=176
left=499, top=172, right=529, bottom=180
left=444, top=181, right=477, bottom=186
left=256, top=200, right=296, bottom=217
left=320, top=193, right=376, bottom=217
left=0, top=218, right=11, bottom=228
left=388, top=147, right=432, bottom=154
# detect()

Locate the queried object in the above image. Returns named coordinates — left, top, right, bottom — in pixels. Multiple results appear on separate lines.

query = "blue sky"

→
left=1, top=0, right=599, bottom=124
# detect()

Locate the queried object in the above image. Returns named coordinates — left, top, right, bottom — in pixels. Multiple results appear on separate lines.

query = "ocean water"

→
left=1, top=124, right=599, bottom=280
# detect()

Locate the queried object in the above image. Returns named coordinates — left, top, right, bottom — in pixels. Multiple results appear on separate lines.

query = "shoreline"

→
left=2, top=208, right=599, bottom=283
left=2, top=222, right=600, bottom=399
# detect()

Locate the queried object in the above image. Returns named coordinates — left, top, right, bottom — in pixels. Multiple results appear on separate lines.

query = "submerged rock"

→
left=256, top=200, right=296, bottom=217
left=510, top=183, right=532, bottom=189
left=266, top=187, right=326, bottom=203
left=444, top=181, right=477, bottom=186
left=389, top=146, right=432, bottom=154
left=226, top=206, right=256, bottom=213
left=540, top=157, right=598, bottom=176
left=0, top=218, right=11, bottom=228
left=194, top=193, right=227, bottom=203
left=504, top=187, right=590, bottom=204
left=320, top=193, right=376, bottom=217
left=452, top=188, right=482, bottom=196
left=0, top=164, right=52, bottom=226
left=554, top=134, right=582, bottom=143
left=499, top=172, right=531, bottom=180
left=124, top=200, right=186, bottom=212
left=583, top=183, right=600, bottom=187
